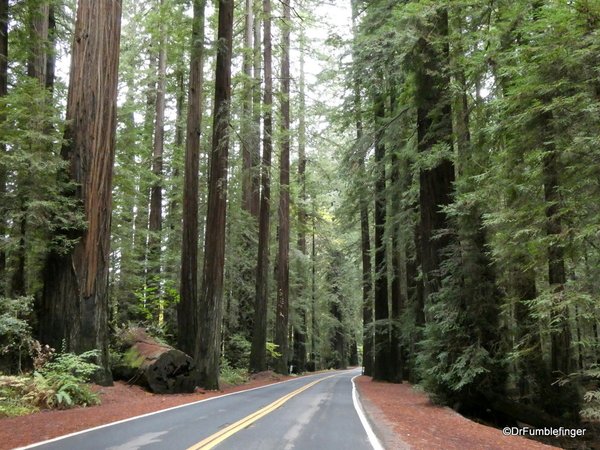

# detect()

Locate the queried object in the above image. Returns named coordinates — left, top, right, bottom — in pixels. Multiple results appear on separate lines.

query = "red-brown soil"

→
left=355, top=375, right=597, bottom=450
left=0, top=371, right=290, bottom=450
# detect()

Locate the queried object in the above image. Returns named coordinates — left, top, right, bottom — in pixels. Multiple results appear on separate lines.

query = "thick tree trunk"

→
left=415, top=9, right=454, bottom=308
left=27, top=1, right=49, bottom=84
left=372, top=87, right=391, bottom=382
left=39, top=0, right=122, bottom=385
left=178, top=0, right=206, bottom=357
left=274, top=0, right=291, bottom=375
left=197, top=0, right=234, bottom=390
left=114, top=328, right=196, bottom=394
left=249, top=0, right=273, bottom=374
left=236, top=0, right=259, bottom=341
left=147, top=0, right=167, bottom=312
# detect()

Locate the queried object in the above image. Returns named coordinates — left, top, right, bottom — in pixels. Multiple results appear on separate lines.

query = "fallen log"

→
left=113, top=328, right=197, bottom=394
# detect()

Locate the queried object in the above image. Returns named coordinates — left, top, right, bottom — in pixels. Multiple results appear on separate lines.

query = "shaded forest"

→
left=1, top=0, right=600, bottom=433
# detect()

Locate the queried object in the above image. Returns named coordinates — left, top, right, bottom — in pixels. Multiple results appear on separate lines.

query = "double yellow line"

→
left=187, top=374, right=335, bottom=450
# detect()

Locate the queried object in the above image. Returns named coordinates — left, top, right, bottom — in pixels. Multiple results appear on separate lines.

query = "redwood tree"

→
left=274, top=0, right=291, bottom=375
left=0, top=0, right=8, bottom=292
left=147, top=0, right=167, bottom=306
left=249, top=0, right=273, bottom=374
left=196, top=0, right=234, bottom=389
left=39, top=0, right=122, bottom=385
left=178, top=0, right=206, bottom=357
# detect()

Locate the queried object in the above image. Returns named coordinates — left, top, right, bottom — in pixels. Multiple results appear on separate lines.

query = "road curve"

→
left=19, top=368, right=381, bottom=450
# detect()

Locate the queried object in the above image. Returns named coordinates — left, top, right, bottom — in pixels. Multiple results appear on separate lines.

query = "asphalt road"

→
left=20, top=368, right=382, bottom=450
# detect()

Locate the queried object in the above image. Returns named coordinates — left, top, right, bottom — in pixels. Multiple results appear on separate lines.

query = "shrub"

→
left=0, top=376, right=40, bottom=417
left=0, top=296, right=36, bottom=372
left=224, top=333, right=251, bottom=369
left=36, top=350, right=101, bottom=408
left=0, top=350, right=101, bottom=417
left=220, top=357, right=249, bottom=386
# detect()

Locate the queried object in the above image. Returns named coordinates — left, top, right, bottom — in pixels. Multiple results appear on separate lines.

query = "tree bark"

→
left=372, top=86, right=391, bottom=382
left=114, top=328, right=196, bottom=394
left=236, top=0, right=260, bottom=341
left=249, top=0, right=273, bottom=374
left=0, top=0, right=7, bottom=293
left=274, top=0, right=291, bottom=375
left=39, top=0, right=122, bottom=385
left=350, top=0, right=373, bottom=378
left=415, top=8, right=454, bottom=308
left=292, top=29, right=308, bottom=373
left=196, top=0, right=234, bottom=390
left=147, top=0, right=167, bottom=311
left=178, top=0, right=206, bottom=357
left=241, top=0, right=259, bottom=217
left=390, top=145, right=405, bottom=383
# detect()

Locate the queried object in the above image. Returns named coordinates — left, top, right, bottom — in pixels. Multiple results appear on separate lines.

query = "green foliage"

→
left=416, top=240, right=504, bottom=405
left=0, top=376, right=40, bottom=417
left=0, top=296, right=35, bottom=371
left=224, top=334, right=252, bottom=369
left=0, top=351, right=100, bottom=417
left=219, top=357, right=249, bottom=386
left=35, top=350, right=101, bottom=408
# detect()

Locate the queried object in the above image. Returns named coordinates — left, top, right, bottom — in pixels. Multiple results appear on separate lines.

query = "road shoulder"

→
left=354, top=375, right=558, bottom=450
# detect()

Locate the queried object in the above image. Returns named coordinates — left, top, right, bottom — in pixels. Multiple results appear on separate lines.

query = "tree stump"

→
left=113, top=328, right=197, bottom=394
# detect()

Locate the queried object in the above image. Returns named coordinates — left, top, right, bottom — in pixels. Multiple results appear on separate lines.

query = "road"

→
left=20, top=368, right=383, bottom=450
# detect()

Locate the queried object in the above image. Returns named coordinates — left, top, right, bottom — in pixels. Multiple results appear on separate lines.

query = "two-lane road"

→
left=20, top=368, right=383, bottom=450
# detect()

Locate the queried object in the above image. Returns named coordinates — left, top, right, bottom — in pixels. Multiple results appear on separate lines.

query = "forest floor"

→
left=356, top=375, right=598, bottom=450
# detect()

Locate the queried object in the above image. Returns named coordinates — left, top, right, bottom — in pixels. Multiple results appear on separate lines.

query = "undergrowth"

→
left=220, top=357, right=249, bottom=386
left=0, top=350, right=100, bottom=418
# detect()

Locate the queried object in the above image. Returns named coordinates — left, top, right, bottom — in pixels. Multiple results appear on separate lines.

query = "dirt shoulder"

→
left=355, top=375, right=563, bottom=450
left=0, top=371, right=291, bottom=450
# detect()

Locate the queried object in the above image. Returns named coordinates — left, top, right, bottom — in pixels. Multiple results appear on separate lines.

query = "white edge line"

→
left=16, top=370, right=341, bottom=450
left=351, top=374, right=385, bottom=450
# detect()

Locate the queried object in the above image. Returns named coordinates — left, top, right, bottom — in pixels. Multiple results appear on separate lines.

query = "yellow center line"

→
left=187, top=374, right=336, bottom=450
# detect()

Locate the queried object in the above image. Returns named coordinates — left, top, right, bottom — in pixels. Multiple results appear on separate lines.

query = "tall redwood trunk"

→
left=236, top=0, right=259, bottom=340
left=178, top=0, right=206, bottom=356
left=274, top=0, right=291, bottom=375
left=148, top=0, right=167, bottom=319
left=197, top=0, right=234, bottom=389
left=292, top=29, right=307, bottom=373
left=372, top=86, right=391, bottom=381
left=241, top=0, right=259, bottom=217
left=351, top=0, right=372, bottom=376
left=390, top=146, right=406, bottom=383
left=249, top=0, right=272, bottom=373
left=39, top=0, right=122, bottom=385
left=0, top=0, right=7, bottom=292
left=415, top=9, right=454, bottom=310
